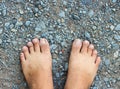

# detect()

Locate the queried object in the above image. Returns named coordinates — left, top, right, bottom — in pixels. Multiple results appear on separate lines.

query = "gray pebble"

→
left=114, top=50, right=119, bottom=58
left=59, top=10, right=65, bottom=18
left=2, top=9, right=7, bottom=16
left=85, top=32, right=91, bottom=38
left=35, top=21, right=46, bottom=31
left=0, top=28, right=3, bottom=34
left=115, top=24, right=120, bottom=30
left=0, top=39, right=2, bottom=44
left=5, top=22, right=10, bottom=27
left=16, top=21, right=23, bottom=26
left=88, top=10, right=94, bottom=17
left=114, top=35, right=120, bottom=41
left=65, top=63, right=68, bottom=71
left=56, top=73, right=60, bottom=77
left=105, top=59, right=110, bottom=66
left=25, top=21, right=31, bottom=26
left=112, top=0, right=117, bottom=3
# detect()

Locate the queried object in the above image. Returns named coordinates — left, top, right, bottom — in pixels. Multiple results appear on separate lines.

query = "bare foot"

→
left=20, top=38, right=53, bottom=89
left=64, top=39, right=101, bottom=89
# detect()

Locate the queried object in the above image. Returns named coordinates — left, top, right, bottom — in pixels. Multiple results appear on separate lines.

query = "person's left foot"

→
left=20, top=38, right=53, bottom=89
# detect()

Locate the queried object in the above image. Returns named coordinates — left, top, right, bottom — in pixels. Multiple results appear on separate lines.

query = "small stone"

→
left=88, top=10, right=94, bottom=17
left=110, top=25, right=114, bottom=30
left=114, top=50, right=119, bottom=58
left=2, top=9, right=7, bottom=16
left=65, top=63, right=68, bottom=71
left=92, top=26, right=97, bottom=30
left=0, top=28, right=3, bottom=34
left=105, top=59, right=110, bottom=66
left=19, top=9, right=24, bottom=14
left=11, top=29, right=17, bottom=32
left=35, top=21, right=46, bottom=32
left=25, top=21, right=31, bottom=26
left=115, top=24, right=120, bottom=30
left=114, top=35, right=120, bottom=41
left=5, top=22, right=10, bottom=27
left=85, top=32, right=91, bottom=38
left=0, top=39, right=2, bottom=44
left=16, top=21, right=23, bottom=26
left=56, top=73, right=60, bottom=77
left=59, top=10, right=65, bottom=18
left=112, top=0, right=117, bottom=3
left=72, top=14, right=80, bottom=20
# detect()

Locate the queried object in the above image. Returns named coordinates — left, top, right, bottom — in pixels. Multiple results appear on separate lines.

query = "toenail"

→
left=33, top=38, right=38, bottom=43
left=89, top=44, right=94, bottom=49
left=41, top=39, right=46, bottom=44
left=27, top=42, right=33, bottom=46
left=84, top=40, right=89, bottom=44
left=75, top=39, right=81, bottom=45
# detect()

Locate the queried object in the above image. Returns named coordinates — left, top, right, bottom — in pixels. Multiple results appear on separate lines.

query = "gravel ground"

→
left=0, top=0, right=120, bottom=89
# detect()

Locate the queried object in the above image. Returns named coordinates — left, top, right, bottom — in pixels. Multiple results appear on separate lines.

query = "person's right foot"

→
left=20, top=38, right=53, bottom=89
left=64, top=39, right=101, bottom=89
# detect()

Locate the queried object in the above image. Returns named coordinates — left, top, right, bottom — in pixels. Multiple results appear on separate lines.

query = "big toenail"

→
left=75, top=39, right=81, bottom=45
left=41, top=39, right=46, bottom=44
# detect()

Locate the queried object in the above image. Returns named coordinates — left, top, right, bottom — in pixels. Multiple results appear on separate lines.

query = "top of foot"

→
left=65, top=39, right=101, bottom=89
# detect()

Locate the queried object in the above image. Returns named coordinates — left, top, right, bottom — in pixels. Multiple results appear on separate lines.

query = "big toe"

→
left=71, top=39, right=82, bottom=53
left=40, top=38, right=50, bottom=53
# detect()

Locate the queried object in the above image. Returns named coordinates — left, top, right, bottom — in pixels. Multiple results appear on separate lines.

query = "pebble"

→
left=59, top=10, right=65, bottom=18
left=5, top=22, right=10, bottom=28
left=112, top=0, right=117, bottom=3
left=35, top=21, right=46, bottom=32
left=114, top=35, right=120, bottom=41
left=85, top=31, right=91, bottom=38
left=65, top=63, right=68, bottom=71
left=88, top=10, right=94, bottom=17
left=2, top=9, right=7, bottom=16
left=25, top=21, right=31, bottom=26
left=16, top=21, right=23, bottom=26
left=0, top=28, right=3, bottom=34
left=114, top=50, right=119, bottom=58
left=105, top=59, right=110, bottom=66
left=115, top=24, right=120, bottom=30
left=56, top=73, right=60, bottom=77
left=0, top=39, right=2, bottom=44
left=110, top=25, right=114, bottom=30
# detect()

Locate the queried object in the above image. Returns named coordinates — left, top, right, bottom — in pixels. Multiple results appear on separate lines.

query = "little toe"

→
left=32, top=38, right=40, bottom=52
left=40, top=38, right=50, bottom=53
left=22, top=46, right=29, bottom=59
left=88, top=44, right=94, bottom=55
left=92, top=50, right=98, bottom=61
left=27, top=42, right=34, bottom=53
left=71, top=39, right=82, bottom=53
left=95, top=57, right=101, bottom=67
left=81, top=40, right=89, bottom=53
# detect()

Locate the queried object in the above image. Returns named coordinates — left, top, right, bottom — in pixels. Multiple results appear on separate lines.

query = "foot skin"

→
left=64, top=39, right=101, bottom=89
left=20, top=38, right=53, bottom=89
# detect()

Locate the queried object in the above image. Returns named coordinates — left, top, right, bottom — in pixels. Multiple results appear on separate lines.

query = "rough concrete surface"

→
left=0, top=0, right=120, bottom=89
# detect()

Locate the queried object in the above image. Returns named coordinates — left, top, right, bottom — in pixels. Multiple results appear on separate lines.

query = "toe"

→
left=22, top=46, right=29, bottom=59
left=92, top=50, right=98, bottom=60
left=81, top=40, right=89, bottom=53
left=88, top=44, right=94, bottom=55
left=27, top=42, right=34, bottom=53
left=40, top=38, right=50, bottom=53
left=32, top=38, right=40, bottom=52
left=71, top=39, right=82, bottom=53
left=95, top=57, right=101, bottom=67
left=20, top=53, right=26, bottom=63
